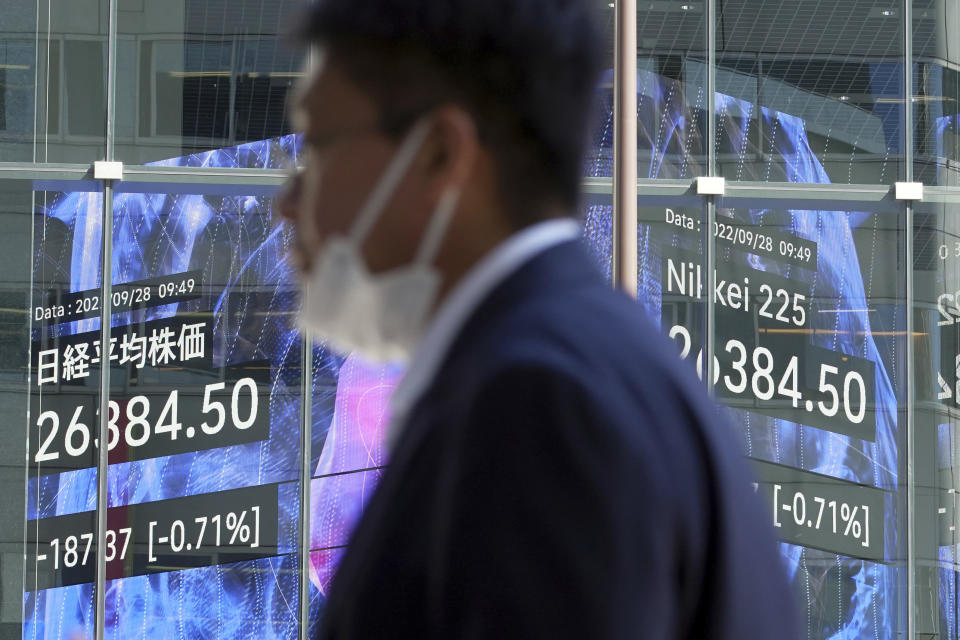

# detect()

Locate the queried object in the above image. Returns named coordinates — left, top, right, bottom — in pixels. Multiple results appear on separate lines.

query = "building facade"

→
left=1, top=0, right=959, bottom=638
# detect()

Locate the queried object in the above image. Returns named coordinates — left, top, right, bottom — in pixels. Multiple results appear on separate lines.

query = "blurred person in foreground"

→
left=279, top=0, right=799, bottom=637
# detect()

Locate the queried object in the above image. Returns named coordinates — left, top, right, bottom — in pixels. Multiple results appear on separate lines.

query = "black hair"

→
left=298, top=0, right=605, bottom=228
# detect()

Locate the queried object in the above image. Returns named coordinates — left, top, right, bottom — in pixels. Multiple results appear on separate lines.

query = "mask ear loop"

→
left=348, top=118, right=434, bottom=247
left=413, top=186, right=461, bottom=266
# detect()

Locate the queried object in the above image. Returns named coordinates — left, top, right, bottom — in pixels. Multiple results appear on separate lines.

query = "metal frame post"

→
left=298, top=329, right=313, bottom=639
left=93, top=182, right=114, bottom=640
left=704, top=0, right=718, bottom=394
left=613, top=0, right=638, bottom=296
left=903, top=0, right=916, bottom=635
left=296, top=47, right=320, bottom=640
left=94, top=0, right=118, bottom=636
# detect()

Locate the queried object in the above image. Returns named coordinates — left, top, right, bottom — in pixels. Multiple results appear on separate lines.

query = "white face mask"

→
left=297, top=119, right=461, bottom=363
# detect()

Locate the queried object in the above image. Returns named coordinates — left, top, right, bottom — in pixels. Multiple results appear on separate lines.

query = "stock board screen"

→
left=25, top=136, right=307, bottom=639
left=23, top=140, right=908, bottom=640
left=639, top=201, right=904, bottom=636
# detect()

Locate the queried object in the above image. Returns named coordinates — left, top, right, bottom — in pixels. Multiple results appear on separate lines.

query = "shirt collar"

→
left=386, top=217, right=582, bottom=451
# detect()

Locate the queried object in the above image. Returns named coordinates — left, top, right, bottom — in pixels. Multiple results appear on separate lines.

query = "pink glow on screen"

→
left=310, top=355, right=400, bottom=594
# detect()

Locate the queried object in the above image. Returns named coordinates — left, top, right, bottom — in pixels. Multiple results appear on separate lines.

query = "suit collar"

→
left=387, top=236, right=604, bottom=454
left=387, top=219, right=582, bottom=449
left=441, top=238, right=602, bottom=368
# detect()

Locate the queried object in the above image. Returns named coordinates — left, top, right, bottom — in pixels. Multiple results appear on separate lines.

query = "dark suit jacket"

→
left=317, top=240, right=799, bottom=639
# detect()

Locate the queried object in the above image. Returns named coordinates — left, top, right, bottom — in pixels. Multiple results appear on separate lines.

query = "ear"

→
left=419, top=105, right=479, bottom=200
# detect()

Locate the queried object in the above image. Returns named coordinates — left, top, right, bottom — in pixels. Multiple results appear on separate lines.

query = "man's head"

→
left=279, top=0, right=603, bottom=284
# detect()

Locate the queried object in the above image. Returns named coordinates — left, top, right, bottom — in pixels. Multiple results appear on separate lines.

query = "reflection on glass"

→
left=2, top=0, right=110, bottom=163
left=914, top=1, right=960, bottom=185
left=912, top=202, right=960, bottom=636
left=716, top=0, right=903, bottom=184
left=581, top=2, right=614, bottom=280
left=25, top=185, right=105, bottom=639
left=0, top=181, right=35, bottom=635
left=638, top=201, right=906, bottom=638
left=586, top=0, right=615, bottom=181
left=636, top=1, right=707, bottom=177
left=0, top=32, right=37, bottom=163
left=115, top=0, right=305, bottom=164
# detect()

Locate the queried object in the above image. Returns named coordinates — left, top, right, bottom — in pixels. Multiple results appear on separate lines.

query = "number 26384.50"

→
left=34, top=377, right=259, bottom=464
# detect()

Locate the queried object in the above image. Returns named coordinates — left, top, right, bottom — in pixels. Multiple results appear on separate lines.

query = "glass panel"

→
left=713, top=203, right=905, bottom=638
left=25, top=181, right=105, bottom=639
left=716, top=0, right=904, bottom=184
left=583, top=197, right=614, bottom=282
left=911, top=201, right=960, bottom=638
left=638, top=196, right=908, bottom=639
left=636, top=0, right=707, bottom=178
left=115, top=0, right=305, bottom=165
left=71, top=138, right=302, bottom=637
left=0, top=0, right=109, bottom=163
left=584, top=1, right=614, bottom=279
left=39, top=0, right=109, bottom=163
left=588, top=0, right=615, bottom=181
left=0, top=181, right=35, bottom=636
left=0, top=5, right=38, bottom=163
left=638, top=198, right=706, bottom=339
left=914, top=2, right=960, bottom=185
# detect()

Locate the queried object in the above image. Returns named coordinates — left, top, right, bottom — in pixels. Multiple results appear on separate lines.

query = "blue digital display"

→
left=23, top=70, right=917, bottom=640
left=26, top=135, right=309, bottom=639
left=635, top=72, right=905, bottom=639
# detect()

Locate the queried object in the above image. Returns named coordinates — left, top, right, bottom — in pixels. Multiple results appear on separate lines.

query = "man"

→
left=279, top=0, right=799, bottom=637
